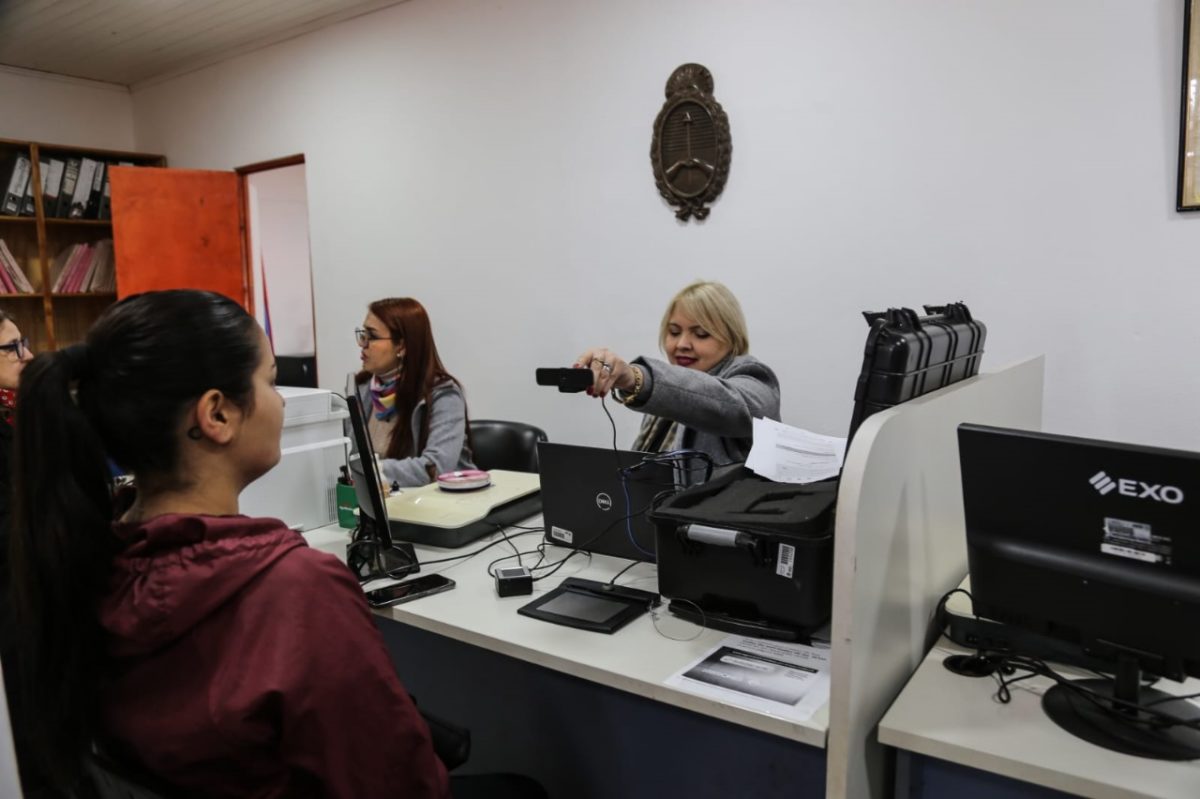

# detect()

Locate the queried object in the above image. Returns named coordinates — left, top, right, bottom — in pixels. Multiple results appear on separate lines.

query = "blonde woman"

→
left=575, top=280, right=780, bottom=481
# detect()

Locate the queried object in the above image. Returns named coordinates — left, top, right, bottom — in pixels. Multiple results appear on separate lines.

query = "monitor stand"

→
left=347, top=518, right=418, bottom=583
left=1043, top=655, right=1200, bottom=761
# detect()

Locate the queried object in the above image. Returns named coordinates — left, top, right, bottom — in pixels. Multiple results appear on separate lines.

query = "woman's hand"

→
left=574, top=348, right=637, bottom=399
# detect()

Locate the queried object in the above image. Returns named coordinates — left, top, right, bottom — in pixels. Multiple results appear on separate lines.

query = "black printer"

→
left=650, top=467, right=836, bottom=641
left=649, top=302, right=986, bottom=642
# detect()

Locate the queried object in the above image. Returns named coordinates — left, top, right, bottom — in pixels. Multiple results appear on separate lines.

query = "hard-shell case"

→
left=848, top=302, right=986, bottom=442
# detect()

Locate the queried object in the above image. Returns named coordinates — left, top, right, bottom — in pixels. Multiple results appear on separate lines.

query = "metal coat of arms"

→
left=650, top=63, right=732, bottom=221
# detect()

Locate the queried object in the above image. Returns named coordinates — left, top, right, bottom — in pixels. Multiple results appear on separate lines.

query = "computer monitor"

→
left=345, top=396, right=417, bottom=582
left=958, top=423, right=1200, bottom=760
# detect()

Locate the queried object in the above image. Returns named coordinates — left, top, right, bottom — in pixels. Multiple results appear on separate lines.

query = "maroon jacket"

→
left=97, top=514, right=450, bottom=799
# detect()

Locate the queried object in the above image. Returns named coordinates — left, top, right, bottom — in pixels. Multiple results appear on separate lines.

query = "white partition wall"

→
left=0, top=661, right=23, bottom=799
left=824, top=357, right=1045, bottom=799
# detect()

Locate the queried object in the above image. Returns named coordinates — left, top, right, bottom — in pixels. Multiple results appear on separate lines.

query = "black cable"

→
left=500, top=525, right=524, bottom=567
left=608, top=560, right=639, bottom=586
left=531, top=548, right=590, bottom=581
left=987, top=653, right=1200, bottom=732
left=934, top=586, right=1200, bottom=733
left=414, top=528, right=543, bottom=568
left=600, top=393, right=618, bottom=451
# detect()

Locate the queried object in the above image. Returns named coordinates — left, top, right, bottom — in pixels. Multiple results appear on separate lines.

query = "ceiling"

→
left=0, top=0, right=407, bottom=88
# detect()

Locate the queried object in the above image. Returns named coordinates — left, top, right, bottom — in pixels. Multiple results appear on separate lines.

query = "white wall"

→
left=0, top=66, right=134, bottom=150
left=130, top=0, right=1200, bottom=451
left=247, top=163, right=316, bottom=356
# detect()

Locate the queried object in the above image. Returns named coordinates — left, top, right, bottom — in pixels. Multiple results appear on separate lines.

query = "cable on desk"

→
left=650, top=594, right=706, bottom=642
left=607, top=560, right=640, bottom=586
left=415, top=527, right=543, bottom=568
left=986, top=653, right=1200, bottom=733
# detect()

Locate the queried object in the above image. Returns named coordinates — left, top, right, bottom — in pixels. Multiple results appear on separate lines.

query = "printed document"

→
left=745, top=418, right=847, bottom=484
left=664, top=635, right=830, bottom=723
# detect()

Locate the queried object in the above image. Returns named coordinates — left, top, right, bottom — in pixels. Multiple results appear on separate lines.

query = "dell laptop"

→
left=537, top=442, right=676, bottom=562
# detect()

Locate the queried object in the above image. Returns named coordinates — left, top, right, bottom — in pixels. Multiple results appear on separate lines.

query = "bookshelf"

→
left=0, top=137, right=165, bottom=351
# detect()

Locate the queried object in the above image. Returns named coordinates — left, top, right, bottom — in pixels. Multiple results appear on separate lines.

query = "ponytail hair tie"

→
left=59, top=343, right=94, bottom=382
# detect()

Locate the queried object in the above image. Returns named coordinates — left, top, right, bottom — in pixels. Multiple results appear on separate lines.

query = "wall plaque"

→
left=651, top=63, right=732, bottom=221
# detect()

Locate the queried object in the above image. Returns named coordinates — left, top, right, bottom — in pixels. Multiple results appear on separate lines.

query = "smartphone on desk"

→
left=365, top=574, right=456, bottom=608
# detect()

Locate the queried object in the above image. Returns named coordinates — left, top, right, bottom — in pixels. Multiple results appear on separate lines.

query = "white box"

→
left=240, top=387, right=350, bottom=531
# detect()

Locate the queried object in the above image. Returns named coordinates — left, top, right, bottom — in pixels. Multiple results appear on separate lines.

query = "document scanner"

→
left=352, top=467, right=541, bottom=549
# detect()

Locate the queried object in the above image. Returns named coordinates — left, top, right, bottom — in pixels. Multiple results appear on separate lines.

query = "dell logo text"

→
left=1089, top=471, right=1184, bottom=504
left=595, top=492, right=613, bottom=511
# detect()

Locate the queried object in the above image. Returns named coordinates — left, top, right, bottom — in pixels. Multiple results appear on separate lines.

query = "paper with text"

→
left=745, top=418, right=847, bottom=484
left=665, top=635, right=830, bottom=723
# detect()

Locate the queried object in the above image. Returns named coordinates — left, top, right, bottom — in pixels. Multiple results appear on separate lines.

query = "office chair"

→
left=468, top=420, right=548, bottom=473
left=82, top=716, right=545, bottom=799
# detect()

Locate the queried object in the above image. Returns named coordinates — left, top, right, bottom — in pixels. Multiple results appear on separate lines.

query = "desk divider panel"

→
left=824, top=357, right=1045, bottom=799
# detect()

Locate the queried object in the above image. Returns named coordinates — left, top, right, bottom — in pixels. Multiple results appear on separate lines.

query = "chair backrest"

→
left=468, top=420, right=548, bottom=473
left=275, top=355, right=318, bottom=388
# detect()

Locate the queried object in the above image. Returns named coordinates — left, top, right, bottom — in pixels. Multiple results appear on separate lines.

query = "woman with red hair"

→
left=353, top=298, right=475, bottom=486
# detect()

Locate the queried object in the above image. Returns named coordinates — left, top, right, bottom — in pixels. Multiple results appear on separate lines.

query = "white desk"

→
left=878, top=639, right=1200, bottom=799
left=304, top=519, right=829, bottom=749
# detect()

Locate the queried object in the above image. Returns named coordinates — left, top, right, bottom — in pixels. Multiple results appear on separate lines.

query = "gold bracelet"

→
left=617, top=365, right=643, bottom=405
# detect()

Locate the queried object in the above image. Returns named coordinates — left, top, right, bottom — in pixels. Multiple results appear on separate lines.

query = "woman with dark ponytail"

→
left=7, top=290, right=448, bottom=797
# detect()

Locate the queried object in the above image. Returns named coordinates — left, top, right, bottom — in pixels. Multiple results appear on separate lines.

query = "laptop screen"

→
left=536, top=442, right=676, bottom=563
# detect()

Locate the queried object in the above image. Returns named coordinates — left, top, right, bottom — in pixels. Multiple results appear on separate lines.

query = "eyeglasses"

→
left=0, top=337, right=29, bottom=361
left=354, top=328, right=389, bottom=348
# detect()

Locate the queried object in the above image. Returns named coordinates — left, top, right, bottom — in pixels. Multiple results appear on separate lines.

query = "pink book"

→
left=54, top=244, right=85, bottom=292
left=65, top=244, right=93, bottom=293
left=0, top=258, right=16, bottom=293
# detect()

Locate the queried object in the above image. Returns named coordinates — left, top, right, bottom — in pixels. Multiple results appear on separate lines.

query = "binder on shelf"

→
left=85, top=161, right=106, bottom=219
left=2, top=154, right=31, bottom=217
left=55, top=158, right=81, bottom=218
left=20, top=160, right=48, bottom=216
left=42, top=159, right=65, bottom=217
left=68, top=158, right=98, bottom=219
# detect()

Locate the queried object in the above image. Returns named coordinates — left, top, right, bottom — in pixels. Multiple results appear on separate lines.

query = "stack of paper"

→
left=745, top=418, right=847, bottom=484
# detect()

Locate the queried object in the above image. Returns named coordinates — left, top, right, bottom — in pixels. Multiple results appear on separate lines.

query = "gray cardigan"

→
left=629, top=353, right=781, bottom=469
left=351, top=376, right=475, bottom=486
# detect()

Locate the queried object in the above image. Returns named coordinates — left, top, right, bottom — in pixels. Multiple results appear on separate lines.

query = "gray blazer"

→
left=630, top=353, right=781, bottom=468
left=351, top=377, right=475, bottom=486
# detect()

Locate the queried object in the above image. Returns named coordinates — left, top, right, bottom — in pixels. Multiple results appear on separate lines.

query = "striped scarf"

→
left=632, top=413, right=679, bottom=454
left=0, top=388, right=14, bottom=427
left=369, top=369, right=400, bottom=421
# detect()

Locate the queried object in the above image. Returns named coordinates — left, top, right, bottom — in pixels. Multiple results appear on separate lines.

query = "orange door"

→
left=109, top=167, right=248, bottom=307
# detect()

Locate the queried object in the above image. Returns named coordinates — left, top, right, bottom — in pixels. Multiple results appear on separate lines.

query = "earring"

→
left=187, top=426, right=203, bottom=440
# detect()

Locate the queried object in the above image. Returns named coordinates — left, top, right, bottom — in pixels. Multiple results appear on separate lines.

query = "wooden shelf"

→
left=0, top=137, right=165, bottom=349
left=44, top=218, right=112, bottom=228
